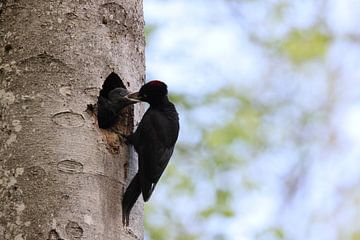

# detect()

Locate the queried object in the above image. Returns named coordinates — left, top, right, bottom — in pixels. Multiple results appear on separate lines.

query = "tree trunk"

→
left=0, top=0, right=145, bottom=239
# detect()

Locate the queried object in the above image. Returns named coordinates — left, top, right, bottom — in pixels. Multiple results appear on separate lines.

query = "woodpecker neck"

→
left=149, top=95, right=170, bottom=108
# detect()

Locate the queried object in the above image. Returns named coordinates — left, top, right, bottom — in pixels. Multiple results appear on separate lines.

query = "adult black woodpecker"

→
left=122, top=80, right=179, bottom=226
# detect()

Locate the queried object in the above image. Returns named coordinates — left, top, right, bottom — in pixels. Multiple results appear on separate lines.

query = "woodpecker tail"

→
left=142, top=181, right=156, bottom=202
left=122, top=173, right=141, bottom=226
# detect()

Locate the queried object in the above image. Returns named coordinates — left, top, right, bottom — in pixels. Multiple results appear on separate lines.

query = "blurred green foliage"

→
left=256, top=228, right=286, bottom=240
left=279, top=27, right=331, bottom=64
left=145, top=84, right=270, bottom=238
left=145, top=24, right=157, bottom=43
left=199, top=190, right=234, bottom=218
left=143, top=0, right=359, bottom=239
left=352, top=232, right=360, bottom=240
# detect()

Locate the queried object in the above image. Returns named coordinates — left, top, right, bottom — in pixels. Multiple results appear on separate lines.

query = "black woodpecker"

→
left=122, top=80, right=179, bottom=226
left=97, top=87, right=137, bottom=129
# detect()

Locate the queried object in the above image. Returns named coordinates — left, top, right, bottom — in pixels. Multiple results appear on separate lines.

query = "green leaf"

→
left=272, top=228, right=285, bottom=239
left=204, top=107, right=261, bottom=147
left=174, top=175, right=195, bottom=194
left=352, top=232, right=360, bottom=240
left=257, top=228, right=286, bottom=240
left=199, top=207, right=216, bottom=218
left=145, top=223, right=169, bottom=240
left=170, top=93, right=193, bottom=109
left=220, top=209, right=235, bottom=218
left=216, top=190, right=231, bottom=205
left=280, top=27, right=331, bottom=63
left=272, top=2, right=289, bottom=21
left=145, top=24, right=157, bottom=43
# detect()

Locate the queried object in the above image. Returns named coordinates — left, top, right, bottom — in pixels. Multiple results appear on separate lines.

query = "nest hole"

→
left=97, top=72, right=134, bottom=133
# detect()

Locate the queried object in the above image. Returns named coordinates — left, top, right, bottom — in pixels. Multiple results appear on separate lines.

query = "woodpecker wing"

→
left=134, top=107, right=179, bottom=201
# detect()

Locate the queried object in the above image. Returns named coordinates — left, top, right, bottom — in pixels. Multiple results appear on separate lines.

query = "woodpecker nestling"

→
left=122, top=80, right=179, bottom=226
left=97, top=88, right=138, bottom=129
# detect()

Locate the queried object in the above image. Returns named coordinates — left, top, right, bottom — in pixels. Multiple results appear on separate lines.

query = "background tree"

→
left=0, top=0, right=145, bottom=239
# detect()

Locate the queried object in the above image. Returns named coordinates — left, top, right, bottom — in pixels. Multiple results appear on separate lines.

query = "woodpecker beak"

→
left=126, top=92, right=142, bottom=102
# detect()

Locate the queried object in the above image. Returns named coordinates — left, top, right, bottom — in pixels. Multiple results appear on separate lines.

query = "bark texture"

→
left=0, top=0, right=145, bottom=239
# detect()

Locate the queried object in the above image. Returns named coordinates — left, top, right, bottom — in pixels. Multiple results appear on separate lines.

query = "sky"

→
left=143, top=0, right=360, bottom=239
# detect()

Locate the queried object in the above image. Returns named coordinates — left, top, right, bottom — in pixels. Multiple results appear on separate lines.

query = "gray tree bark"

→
left=0, top=0, right=145, bottom=239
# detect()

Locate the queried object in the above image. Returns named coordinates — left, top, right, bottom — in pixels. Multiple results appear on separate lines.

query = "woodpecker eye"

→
left=142, top=94, right=147, bottom=98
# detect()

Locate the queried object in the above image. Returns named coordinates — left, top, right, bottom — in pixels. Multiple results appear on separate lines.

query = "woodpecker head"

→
left=127, top=80, right=168, bottom=105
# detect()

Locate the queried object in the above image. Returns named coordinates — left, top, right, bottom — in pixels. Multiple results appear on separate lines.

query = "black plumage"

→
left=97, top=88, right=137, bottom=129
left=122, top=80, right=179, bottom=226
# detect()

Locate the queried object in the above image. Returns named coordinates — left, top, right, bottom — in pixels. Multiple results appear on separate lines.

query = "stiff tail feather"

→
left=142, top=181, right=156, bottom=202
left=122, top=173, right=141, bottom=226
